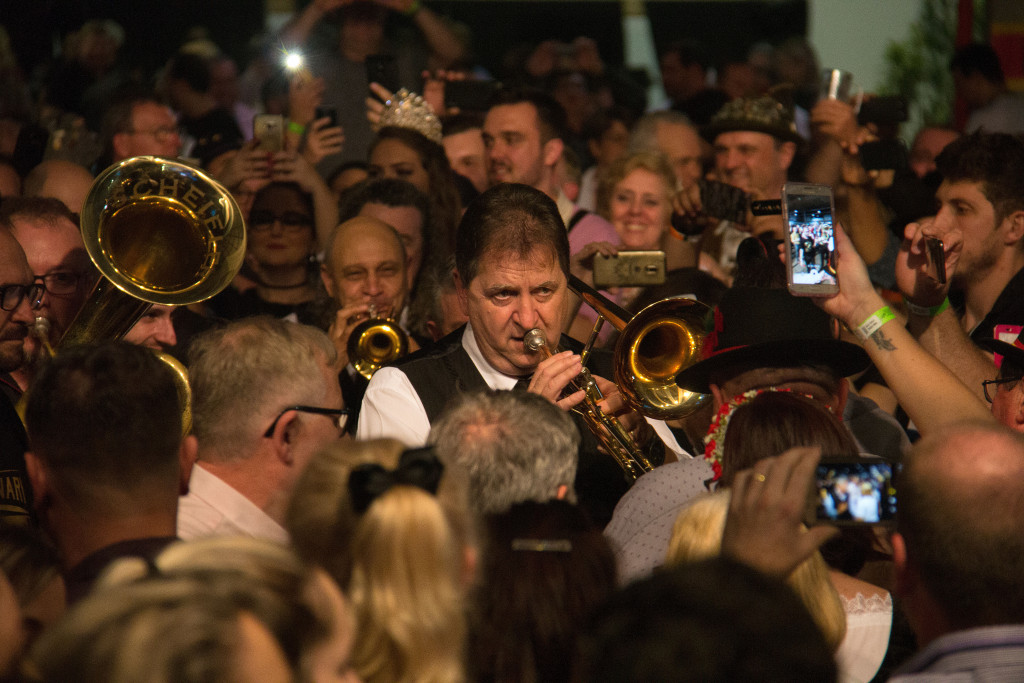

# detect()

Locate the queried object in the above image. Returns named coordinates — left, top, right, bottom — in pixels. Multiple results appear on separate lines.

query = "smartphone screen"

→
left=253, top=114, right=284, bottom=152
left=815, top=458, right=897, bottom=525
left=782, top=183, right=839, bottom=296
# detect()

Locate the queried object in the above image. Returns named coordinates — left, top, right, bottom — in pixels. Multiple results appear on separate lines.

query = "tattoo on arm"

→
left=869, top=330, right=896, bottom=351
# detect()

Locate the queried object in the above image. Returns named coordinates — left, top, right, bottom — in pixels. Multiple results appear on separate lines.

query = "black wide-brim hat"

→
left=977, top=334, right=1024, bottom=368
left=676, top=287, right=871, bottom=393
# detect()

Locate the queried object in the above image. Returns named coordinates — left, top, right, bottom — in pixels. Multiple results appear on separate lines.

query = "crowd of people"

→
left=1, top=2, right=1024, bottom=681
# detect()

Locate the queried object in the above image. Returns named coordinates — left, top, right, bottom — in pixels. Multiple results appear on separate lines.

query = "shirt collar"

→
left=555, top=191, right=576, bottom=226
left=462, top=323, right=521, bottom=391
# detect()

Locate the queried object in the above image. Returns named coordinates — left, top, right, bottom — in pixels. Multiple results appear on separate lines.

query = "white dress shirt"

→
left=177, top=464, right=289, bottom=544
left=356, top=324, right=690, bottom=459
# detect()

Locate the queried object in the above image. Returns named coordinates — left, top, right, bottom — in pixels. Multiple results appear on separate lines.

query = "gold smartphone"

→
left=593, top=251, right=666, bottom=288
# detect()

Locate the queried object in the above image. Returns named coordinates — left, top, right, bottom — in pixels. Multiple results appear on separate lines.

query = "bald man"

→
left=320, top=216, right=417, bottom=428
left=889, top=421, right=1024, bottom=677
left=23, top=160, right=94, bottom=214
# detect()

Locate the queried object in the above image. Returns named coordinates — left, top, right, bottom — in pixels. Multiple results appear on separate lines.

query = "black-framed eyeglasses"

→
left=262, top=405, right=350, bottom=437
left=34, top=271, right=83, bottom=296
left=0, top=283, right=44, bottom=312
left=249, top=210, right=313, bottom=233
left=983, top=376, right=1024, bottom=402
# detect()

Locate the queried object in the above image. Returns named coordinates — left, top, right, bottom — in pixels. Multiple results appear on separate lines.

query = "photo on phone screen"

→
left=253, top=114, right=284, bottom=153
left=782, top=183, right=838, bottom=296
left=815, top=459, right=897, bottom=525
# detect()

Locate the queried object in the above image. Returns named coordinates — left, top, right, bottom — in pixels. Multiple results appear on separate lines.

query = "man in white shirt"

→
left=178, top=318, right=345, bottom=542
left=358, top=182, right=679, bottom=525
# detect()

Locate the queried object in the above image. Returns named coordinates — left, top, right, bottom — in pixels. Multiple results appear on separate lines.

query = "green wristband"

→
left=404, top=0, right=422, bottom=15
left=904, top=297, right=950, bottom=317
left=855, top=305, right=896, bottom=342
left=287, top=121, right=306, bottom=135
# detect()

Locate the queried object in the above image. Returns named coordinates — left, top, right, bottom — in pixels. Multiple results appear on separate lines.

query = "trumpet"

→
left=523, top=275, right=711, bottom=483
left=524, top=327, right=655, bottom=481
left=347, top=303, right=409, bottom=380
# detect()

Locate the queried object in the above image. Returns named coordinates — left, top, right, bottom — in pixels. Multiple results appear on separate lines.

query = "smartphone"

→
left=366, top=54, right=400, bottom=93
left=857, top=95, right=909, bottom=126
left=924, top=236, right=946, bottom=284
left=859, top=139, right=908, bottom=171
left=782, top=182, right=839, bottom=297
left=445, top=79, right=502, bottom=112
left=253, top=114, right=284, bottom=152
left=593, top=251, right=666, bottom=288
left=814, top=457, right=897, bottom=525
left=315, top=106, right=338, bottom=128
left=698, top=178, right=750, bottom=224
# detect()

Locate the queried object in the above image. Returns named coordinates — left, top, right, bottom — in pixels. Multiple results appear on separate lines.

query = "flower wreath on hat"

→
left=703, top=388, right=831, bottom=482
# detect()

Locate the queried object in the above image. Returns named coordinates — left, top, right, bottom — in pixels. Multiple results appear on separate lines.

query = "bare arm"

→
left=374, top=0, right=467, bottom=68
left=815, top=223, right=994, bottom=430
left=896, top=219, right=995, bottom=402
left=279, top=0, right=345, bottom=47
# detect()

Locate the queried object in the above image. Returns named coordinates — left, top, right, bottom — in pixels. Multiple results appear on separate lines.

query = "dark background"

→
left=3, top=1, right=806, bottom=78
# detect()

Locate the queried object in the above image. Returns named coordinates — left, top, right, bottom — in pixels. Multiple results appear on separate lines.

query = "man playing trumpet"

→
left=358, top=183, right=683, bottom=525
left=321, top=216, right=417, bottom=429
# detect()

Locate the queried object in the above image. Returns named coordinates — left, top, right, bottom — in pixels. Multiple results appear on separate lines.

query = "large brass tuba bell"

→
left=62, top=156, right=247, bottom=431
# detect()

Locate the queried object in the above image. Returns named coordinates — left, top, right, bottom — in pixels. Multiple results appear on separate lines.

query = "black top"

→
left=205, top=287, right=322, bottom=327
left=0, top=377, right=32, bottom=525
left=395, top=326, right=633, bottom=527
left=969, top=266, right=1024, bottom=344
left=64, top=535, right=179, bottom=605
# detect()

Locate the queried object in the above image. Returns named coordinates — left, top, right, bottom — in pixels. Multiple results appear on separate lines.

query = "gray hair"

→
left=428, top=390, right=579, bottom=515
left=628, top=111, right=696, bottom=156
left=188, top=318, right=337, bottom=462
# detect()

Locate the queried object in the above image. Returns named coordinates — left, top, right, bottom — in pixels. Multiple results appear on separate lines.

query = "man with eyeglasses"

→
left=0, top=226, right=41, bottom=526
left=178, top=318, right=345, bottom=542
left=102, top=93, right=182, bottom=163
left=978, top=331, right=1024, bottom=431
left=0, top=197, right=98, bottom=392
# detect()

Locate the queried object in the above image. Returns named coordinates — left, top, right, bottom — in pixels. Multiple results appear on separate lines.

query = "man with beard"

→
left=900, top=132, right=1024, bottom=401
left=0, top=227, right=44, bottom=524
left=0, top=198, right=97, bottom=394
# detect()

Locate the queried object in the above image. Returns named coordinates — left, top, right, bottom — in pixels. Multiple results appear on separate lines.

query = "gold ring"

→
left=754, top=473, right=767, bottom=483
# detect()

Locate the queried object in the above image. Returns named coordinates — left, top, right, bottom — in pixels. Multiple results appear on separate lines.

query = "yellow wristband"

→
left=855, top=305, right=896, bottom=342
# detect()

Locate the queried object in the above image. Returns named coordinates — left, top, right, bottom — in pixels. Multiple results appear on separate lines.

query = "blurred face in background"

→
left=608, top=167, right=672, bottom=250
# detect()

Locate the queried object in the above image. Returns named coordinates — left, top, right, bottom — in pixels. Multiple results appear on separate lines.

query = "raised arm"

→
left=814, top=222, right=994, bottom=431
left=896, top=219, right=997, bottom=401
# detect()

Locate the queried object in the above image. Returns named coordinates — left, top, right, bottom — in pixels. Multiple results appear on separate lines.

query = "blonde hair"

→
left=96, top=537, right=338, bottom=680
left=595, top=150, right=677, bottom=223
left=665, top=492, right=847, bottom=651
left=287, top=439, right=471, bottom=683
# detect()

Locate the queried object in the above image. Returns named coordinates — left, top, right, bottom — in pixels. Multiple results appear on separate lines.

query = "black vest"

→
left=396, top=326, right=630, bottom=527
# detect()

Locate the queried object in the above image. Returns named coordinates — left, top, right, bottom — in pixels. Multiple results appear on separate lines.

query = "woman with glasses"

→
left=206, top=181, right=324, bottom=325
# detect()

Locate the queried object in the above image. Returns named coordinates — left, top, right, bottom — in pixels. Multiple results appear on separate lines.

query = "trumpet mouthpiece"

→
left=523, top=328, right=547, bottom=352
left=32, top=316, right=51, bottom=339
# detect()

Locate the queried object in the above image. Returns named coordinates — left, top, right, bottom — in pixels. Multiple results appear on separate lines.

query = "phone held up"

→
left=814, top=457, right=897, bottom=526
left=592, top=251, right=667, bottom=289
left=253, top=114, right=284, bottom=153
left=782, top=182, right=839, bottom=297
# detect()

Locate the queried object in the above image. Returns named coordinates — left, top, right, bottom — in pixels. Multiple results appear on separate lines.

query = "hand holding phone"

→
left=782, top=183, right=839, bottom=297
left=815, top=458, right=897, bottom=525
left=253, top=114, right=284, bottom=153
